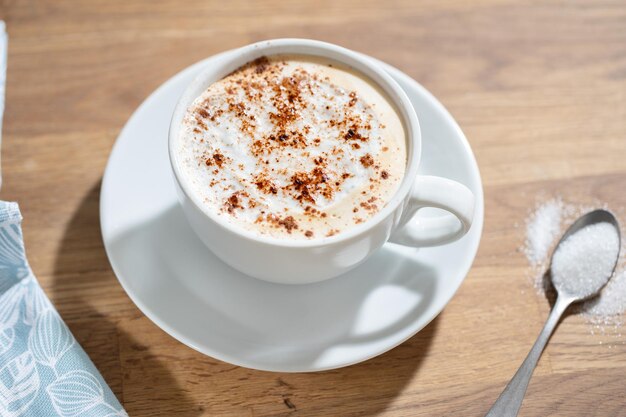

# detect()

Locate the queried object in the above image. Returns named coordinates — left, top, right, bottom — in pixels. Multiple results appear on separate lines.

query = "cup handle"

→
left=389, top=175, right=475, bottom=247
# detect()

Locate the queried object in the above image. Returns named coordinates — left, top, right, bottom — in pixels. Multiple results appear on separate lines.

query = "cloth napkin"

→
left=0, top=202, right=127, bottom=417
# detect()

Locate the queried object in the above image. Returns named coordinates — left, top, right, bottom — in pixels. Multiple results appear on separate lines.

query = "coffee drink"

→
left=175, top=55, right=406, bottom=239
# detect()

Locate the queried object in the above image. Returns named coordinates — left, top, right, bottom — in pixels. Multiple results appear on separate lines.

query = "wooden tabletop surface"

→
left=2, top=1, right=625, bottom=415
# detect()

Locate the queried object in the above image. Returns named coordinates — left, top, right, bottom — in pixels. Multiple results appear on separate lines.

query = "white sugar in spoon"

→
left=485, top=209, right=621, bottom=417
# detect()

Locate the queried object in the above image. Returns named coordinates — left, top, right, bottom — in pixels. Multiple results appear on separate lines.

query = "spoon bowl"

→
left=549, top=209, right=621, bottom=302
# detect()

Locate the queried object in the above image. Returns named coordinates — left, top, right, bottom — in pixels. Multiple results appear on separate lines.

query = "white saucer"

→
left=100, top=50, right=484, bottom=372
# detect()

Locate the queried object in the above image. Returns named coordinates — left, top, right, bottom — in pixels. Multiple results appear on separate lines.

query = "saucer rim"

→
left=100, top=50, right=484, bottom=372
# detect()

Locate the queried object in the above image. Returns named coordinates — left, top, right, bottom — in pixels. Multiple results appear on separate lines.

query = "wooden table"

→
left=2, top=1, right=625, bottom=415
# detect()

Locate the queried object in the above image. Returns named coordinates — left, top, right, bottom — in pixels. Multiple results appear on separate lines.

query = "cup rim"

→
left=168, top=38, right=421, bottom=248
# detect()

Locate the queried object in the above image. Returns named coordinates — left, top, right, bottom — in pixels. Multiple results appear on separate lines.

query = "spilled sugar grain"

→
left=522, top=198, right=626, bottom=334
left=524, top=198, right=567, bottom=267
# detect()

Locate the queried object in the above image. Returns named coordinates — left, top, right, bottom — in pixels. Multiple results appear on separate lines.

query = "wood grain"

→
left=1, top=0, right=625, bottom=415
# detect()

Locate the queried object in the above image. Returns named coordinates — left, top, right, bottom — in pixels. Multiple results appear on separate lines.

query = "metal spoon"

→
left=485, top=209, right=621, bottom=417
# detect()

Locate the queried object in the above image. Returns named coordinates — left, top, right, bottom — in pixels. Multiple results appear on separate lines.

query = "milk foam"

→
left=177, top=55, right=406, bottom=239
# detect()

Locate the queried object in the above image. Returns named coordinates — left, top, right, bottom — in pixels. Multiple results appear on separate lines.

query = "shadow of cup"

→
left=54, top=181, right=442, bottom=415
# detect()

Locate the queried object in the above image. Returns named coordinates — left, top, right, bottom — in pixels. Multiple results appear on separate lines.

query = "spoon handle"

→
left=484, top=296, right=572, bottom=417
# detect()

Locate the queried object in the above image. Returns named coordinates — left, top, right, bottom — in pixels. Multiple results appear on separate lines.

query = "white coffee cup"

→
left=169, top=39, right=475, bottom=284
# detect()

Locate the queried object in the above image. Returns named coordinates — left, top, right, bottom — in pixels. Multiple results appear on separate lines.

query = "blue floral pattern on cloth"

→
left=0, top=202, right=127, bottom=416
